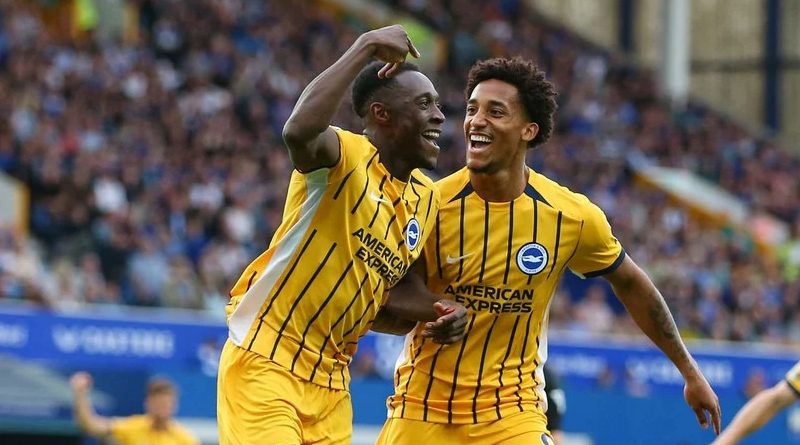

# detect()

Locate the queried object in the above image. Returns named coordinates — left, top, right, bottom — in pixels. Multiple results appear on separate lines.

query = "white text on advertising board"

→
left=52, top=325, right=175, bottom=358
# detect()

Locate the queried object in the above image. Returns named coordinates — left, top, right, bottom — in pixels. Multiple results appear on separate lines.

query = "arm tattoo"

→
left=647, top=289, right=691, bottom=365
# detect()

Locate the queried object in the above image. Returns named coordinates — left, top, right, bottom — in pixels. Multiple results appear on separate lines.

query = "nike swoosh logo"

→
left=369, top=191, right=390, bottom=204
left=446, top=253, right=474, bottom=264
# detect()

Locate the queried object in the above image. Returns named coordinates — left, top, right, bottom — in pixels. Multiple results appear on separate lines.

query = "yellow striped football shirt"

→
left=387, top=166, right=624, bottom=423
left=225, top=128, right=439, bottom=390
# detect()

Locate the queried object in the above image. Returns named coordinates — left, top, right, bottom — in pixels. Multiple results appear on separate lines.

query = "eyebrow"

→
left=414, top=92, right=439, bottom=101
left=467, top=98, right=509, bottom=108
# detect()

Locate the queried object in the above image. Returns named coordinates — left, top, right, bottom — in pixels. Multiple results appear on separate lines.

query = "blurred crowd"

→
left=0, top=0, right=798, bottom=344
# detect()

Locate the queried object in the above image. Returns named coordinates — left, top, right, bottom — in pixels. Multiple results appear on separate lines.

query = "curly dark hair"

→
left=351, top=61, right=421, bottom=118
left=465, top=57, right=558, bottom=148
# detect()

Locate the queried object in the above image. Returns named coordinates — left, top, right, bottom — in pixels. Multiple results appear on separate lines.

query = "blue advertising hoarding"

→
left=4, top=302, right=793, bottom=395
left=1, top=305, right=799, bottom=444
left=0, top=305, right=227, bottom=369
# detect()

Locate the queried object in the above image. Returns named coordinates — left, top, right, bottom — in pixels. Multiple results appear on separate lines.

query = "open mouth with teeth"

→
left=469, top=133, right=492, bottom=150
left=422, top=129, right=441, bottom=148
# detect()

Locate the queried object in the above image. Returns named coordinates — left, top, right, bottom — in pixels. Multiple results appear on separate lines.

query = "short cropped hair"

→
left=146, top=377, right=176, bottom=397
left=465, top=57, right=558, bottom=148
left=351, top=61, right=421, bottom=118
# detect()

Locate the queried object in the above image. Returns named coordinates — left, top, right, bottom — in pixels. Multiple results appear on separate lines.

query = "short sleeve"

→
left=327, top=128, right=373, bottom=183
left=567, top=200, right=625, bottom=278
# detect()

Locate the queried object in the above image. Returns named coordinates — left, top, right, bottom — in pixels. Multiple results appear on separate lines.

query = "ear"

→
left=521, top=122, right=539, bottom=144
left=369, top=102, right=391, bottom=124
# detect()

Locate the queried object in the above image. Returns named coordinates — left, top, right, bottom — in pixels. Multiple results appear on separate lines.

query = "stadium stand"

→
left=0, top=1, right=799, bottom=443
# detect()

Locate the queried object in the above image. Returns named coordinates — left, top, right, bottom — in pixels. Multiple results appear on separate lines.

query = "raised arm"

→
left=603, top=255, right=721, bottom=434
left=70, top=372, right=113, bottom=439
left=282, top=25, right=419, bottom=172
left=712, top=381, right=798, bottom=445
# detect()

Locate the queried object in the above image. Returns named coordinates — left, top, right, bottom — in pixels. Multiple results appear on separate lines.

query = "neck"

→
left=470, top=162, right=529, bottom=202
left=365, top=130, right=413, bottom=180
left=149, top=416, right=169, bottom=431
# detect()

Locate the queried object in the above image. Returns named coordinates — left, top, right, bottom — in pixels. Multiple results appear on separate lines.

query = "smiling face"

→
left=464, top=79, right=538, bottom=174
left=381, top=70, right=445, bottom=170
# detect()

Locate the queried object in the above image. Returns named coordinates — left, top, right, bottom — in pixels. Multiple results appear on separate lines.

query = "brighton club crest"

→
left=406, top=218, right=421, bottom=250
left=517, top=242, right=548, bottom=275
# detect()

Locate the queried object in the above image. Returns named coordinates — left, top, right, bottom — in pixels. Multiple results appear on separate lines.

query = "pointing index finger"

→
left=406, top=36, right=421, bottom=58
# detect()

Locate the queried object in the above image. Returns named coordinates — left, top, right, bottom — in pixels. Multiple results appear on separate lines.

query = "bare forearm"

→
left=379, top=294, right=467, bottom=344
left=283, top=36, right=374, bottom=141
left=617, top=284, right=697, bottom=374
left=384, top=260, right=441, bottom=323
left=73, top=393, right=109, bottom=437
left=377, top=258, right=468, bottom=345
left=718, top=396, right=780, bottom=443
left=385, top=291, right=441, bottom=322
left=715, top=385, right=796, bottom=444
left=607, top=260, right=698, bottom=377
left=371, top=307, right=417, bottom=335
left=73, top=393, right=93, bottom=431
left=606, top=258, right=721, bottom=434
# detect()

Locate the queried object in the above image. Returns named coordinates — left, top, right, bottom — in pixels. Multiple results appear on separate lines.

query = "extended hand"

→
left=422, top=300, right=468, bottom=344
left=684, top=374, right=722, bottom=435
